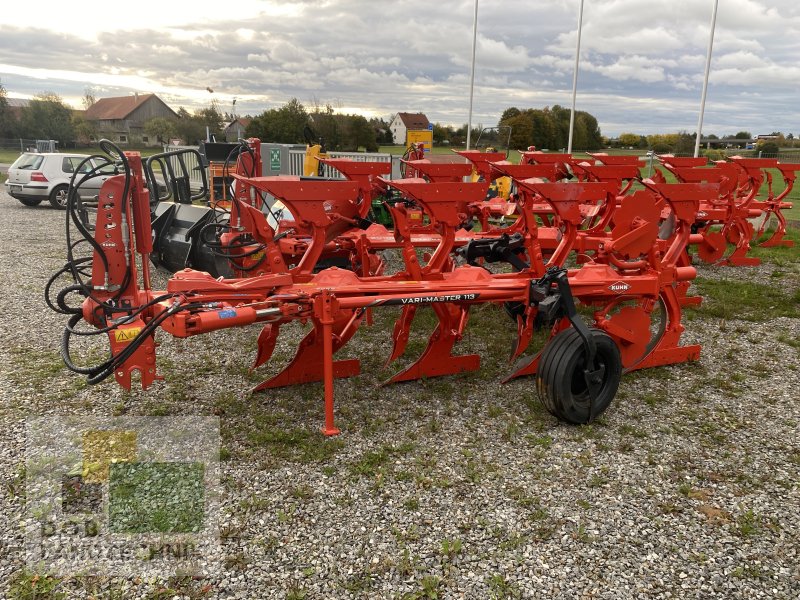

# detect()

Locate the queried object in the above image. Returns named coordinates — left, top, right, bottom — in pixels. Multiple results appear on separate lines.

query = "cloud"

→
left=0, top=0, right=797, bottom=137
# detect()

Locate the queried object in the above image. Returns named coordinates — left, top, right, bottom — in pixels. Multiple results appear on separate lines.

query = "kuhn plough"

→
left=48, top=140, right=713, bottom=434
left=653, top=154, right=796, bottom=264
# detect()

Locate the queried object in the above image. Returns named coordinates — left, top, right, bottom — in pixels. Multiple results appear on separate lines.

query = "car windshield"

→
left=11, top=153, right=44, bottom=170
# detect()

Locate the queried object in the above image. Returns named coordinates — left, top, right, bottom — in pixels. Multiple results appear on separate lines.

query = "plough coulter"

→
left=46, top=140, right=713, bottom=435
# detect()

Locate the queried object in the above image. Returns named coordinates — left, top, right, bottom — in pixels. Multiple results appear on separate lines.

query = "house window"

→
left=119, top=135, right=128, bottom=143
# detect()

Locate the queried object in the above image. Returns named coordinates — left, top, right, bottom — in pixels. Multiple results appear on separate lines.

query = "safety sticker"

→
left=217, top=309, right=237, bottom=319
left=114, top=327, right=141, bottom=343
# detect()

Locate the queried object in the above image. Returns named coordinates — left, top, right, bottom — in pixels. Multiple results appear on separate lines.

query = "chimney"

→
left=134, top=92, right=138, bottom=103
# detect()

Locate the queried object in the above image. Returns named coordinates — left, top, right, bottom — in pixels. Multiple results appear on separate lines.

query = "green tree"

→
left=0, top=80, right=14, bottom=137
left=72, top=115, right=96, bottom=145
left=246, top=98, right=309, bottom=144
left=145, top=117, right=178, bottom=144
left=734, top=131, right=752, bottom=139
left=174, top=107, right=206, bottom=145
left=19, top=92, right=75, bottom=144
left=758, top=141, right=780, bottom=156
left=432, top=122, right=452, bottom=145
left=195, top=100, right=225, bottom=140
left=499, top=107, right=521, bottom=124
left=618, top=132, right=641, bottom=147
left=674, top=131, right=696, bottom=155
left=369, top=117, right=393, bottom=145
left=344, top=114, right=378, bottom=151
left=308, top=103, right=339, bottom=150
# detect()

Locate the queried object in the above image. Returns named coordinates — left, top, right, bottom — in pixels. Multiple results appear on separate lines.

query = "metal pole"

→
left=466, top=0, right=479, bottom=150
left=694, top=0, right=719, bottom=158
left=567, top=0, right=585, bottom=155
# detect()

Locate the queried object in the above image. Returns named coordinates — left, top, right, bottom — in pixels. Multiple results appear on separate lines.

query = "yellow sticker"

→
left=114, top=327, right=141, bottom=343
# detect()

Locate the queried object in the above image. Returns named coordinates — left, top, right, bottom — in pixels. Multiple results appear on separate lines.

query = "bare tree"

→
left=82, top=86, right=97, bottom=110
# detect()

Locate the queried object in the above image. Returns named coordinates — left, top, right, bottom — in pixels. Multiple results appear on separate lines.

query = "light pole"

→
left=567, top=0, right=585, bottom=155
left=694, top=0, right=719, bottom=158
left=466, top=0, right=479, bottom=150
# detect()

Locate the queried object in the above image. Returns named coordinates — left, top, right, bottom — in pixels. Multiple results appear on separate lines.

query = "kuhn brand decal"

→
left=608, top=281, right=631, bottom=294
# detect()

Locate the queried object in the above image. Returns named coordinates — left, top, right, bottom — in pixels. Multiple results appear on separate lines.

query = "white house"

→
left=389, top=112, right=430, bottom=145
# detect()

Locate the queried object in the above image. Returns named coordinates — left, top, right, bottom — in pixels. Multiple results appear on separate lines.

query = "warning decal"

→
left=114, top=327, right=141, bottom=343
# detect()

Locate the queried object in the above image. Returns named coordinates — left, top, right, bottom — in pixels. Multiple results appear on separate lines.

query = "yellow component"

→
left=406, top=129, right=433, bottom=150
left=303, top=144, right=327, bottom=177
left=114, top=327, right=141, bottom=343
left=494, top=176, right=512, bottom=200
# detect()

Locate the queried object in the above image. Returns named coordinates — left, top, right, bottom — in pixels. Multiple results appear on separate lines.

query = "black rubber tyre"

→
left=18, top=197, right=43, bottom=207
left=48, top=184, right=69, bottom=209
left=536, top=327, right=622, bottom=424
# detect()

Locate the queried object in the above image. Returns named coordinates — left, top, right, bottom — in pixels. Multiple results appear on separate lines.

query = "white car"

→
left=4, top=152, right=113, bottom=209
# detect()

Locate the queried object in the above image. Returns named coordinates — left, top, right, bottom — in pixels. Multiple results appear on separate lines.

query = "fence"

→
left=159, top=145, right=205, bottom=190
left=288, top=150, right=396, bottom=177
left=0, top=138, right=58, bottom=153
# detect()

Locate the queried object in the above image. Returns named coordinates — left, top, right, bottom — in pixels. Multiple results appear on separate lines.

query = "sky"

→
left=1, top=0, right=798, bottom=138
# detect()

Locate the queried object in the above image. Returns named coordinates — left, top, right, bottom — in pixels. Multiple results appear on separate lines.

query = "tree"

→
left=432, top=122, right=452, bottom=145
left=499, top=107, right=521, bottom=124
left=174, top=107, right=206, bottom=145
left=618, top=133, right=641, bottom=147
left=758, top=141, right=779, bottom=156
left=497, top=105, right=603, bottom=152
left=344, top=114, right=378, bottom=152
left=674, top=131, right=696, bottom=155
left=19, top=92, right=75, bottom=144
left=195, top=100, right=225, bottom=139
left=246, top=98, right=309, bottom=144
left=734, top=131, right=752, bottom=139
left=0, top=80, right=14, bottom=138
left=145, top=117, right=177, bottom=144
left=82, top=86, right=96, bottom=110
left=72, top=115, right=96, bottom=145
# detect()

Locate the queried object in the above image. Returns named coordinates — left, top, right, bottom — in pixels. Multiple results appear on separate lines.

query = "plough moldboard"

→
left=48, top=139, right=795, bottom=435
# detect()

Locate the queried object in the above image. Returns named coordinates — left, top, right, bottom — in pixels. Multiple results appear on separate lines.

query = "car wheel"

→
left=17, top=197, right=44, bottom=207
left=49, top=184, right=70, bottom=209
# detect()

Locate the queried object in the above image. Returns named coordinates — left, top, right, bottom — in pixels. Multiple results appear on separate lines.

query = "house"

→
left=389, top=112, right=430, bottom=145
left=5, top=98, right=30, bottom=121
left=84, top=93, right=178, bottom=146
left=224, top=117, right=252, bottom=142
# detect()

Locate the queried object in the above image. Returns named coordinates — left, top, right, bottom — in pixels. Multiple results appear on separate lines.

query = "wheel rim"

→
left=55, top=187, right=68, bottom=207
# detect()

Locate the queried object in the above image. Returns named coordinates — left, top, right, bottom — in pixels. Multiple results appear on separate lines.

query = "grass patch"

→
left=749, top=226, right=800, bottom=264
left=7, top=569, right=66, bottom=600
left=689, top=276, right=800, bottom=321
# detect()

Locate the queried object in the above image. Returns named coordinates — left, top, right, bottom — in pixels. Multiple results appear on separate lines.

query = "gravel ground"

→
left=0, top=189, right=798, bottom=599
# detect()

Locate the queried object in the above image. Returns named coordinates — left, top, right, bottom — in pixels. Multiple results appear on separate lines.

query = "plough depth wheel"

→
left=536, top=327, right=622, bottom=424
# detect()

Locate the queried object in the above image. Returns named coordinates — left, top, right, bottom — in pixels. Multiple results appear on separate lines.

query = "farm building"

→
left=84, top=94, right=178, bottom=146
left=225, top=117, right=252, bottom=142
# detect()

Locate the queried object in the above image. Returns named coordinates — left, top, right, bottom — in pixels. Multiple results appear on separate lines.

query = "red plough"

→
left=50, top=141, right=708, bottom=436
